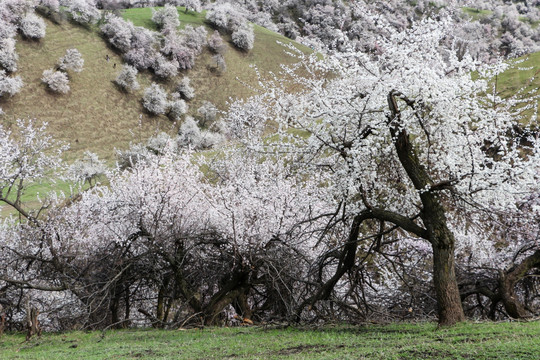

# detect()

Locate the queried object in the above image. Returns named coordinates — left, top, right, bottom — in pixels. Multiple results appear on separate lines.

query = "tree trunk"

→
left=432, top=242, right=465, bottom=325
left=499, top=250, right=540, bottom=318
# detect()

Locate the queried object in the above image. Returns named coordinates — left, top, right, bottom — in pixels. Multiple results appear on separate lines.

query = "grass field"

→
left=1, top=321, right=539, bottom=359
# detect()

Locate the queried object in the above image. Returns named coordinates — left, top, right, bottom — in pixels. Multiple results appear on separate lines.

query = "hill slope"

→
left=0, top=7, right=311, bottom=161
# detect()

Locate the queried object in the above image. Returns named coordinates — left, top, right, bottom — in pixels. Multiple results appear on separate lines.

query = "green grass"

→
left=1, top=321, right=539, bottom=359
left=462, top=7, right=493, bottom=21
left=492, top=52, right=540, bottom=125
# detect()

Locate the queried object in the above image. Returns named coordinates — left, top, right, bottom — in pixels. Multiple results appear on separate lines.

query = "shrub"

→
left=175, top=76, right=195, bottom=100
left=115, top=64, right=139, bottom=92
left=19, top=13, right=46, bottom=40
left=0, top=69, right=23, bottom=97
left=142, top=83, right=168, bottom=115
left=168, top=98, right=187, bottom=121
left=41, top=68, right=69, bottom=94
left=58, top=48, right=84, bottom=73
left=0, top=38, right=18, bottom=73
left=152, top=4, right=180, bottom=30
left=232, top=24, right=254, bottom=51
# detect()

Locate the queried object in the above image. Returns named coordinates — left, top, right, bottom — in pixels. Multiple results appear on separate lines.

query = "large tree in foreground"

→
left=226, top=18, right=540, bottom=325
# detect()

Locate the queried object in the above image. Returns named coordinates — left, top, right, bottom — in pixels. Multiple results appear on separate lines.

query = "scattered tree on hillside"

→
left=41, top=68, right=69, bottom=94
left=231, top=24, right=254, bottom=51
left=0, top=70, right=23, bottom=98
left=115, top=64, right=140, bottom=92
left=208, top=30, right=226, bottom=54
left=197, top=101, right=218, bottom=127
left=0, top=38, right=19, bottom=73
left=167, top=97, right=187, bottom=121
left=66, top=0, right=101, bottom=26
left=206, top=3, right=246, bottom=33
left=180, top=0, right=201, bottom=14
left=19, top=13, right=46, bottom=40
left=151, top=4, right=180, bottom=30
left=142, top=82, right=169, bottom=115
left=100, top=15, right=135, bottom=53
left=58, top=48, right=84, bottom=73
left=175, top=76, right=194, bottom=100
left=152, top=54, right=179, bottom=79
left=181, top=25, right=208, bottom=54
left=211, top=54, right=226, bottom=74
left=67, top=151, right=107, bottom=186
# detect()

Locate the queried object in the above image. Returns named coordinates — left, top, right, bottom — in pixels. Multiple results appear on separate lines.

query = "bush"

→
left=232, top=24, right=254, bottom=51
left=19, top=13, right=46, bottom=40
left=175, top=77, right=195, bottom=100
left=115, top=64, right=139, bottom=92
left=58, top=48, right=84, bottom=73
left=0, top=69, right=23, bottom=97
left=168, top=98, right=187, bottom=121
left=142, top=83, right=168, bottom=115
left=152, top=4, right=180, bottom=30
left=41, top=68, right=69, bottom=94
left=0, top=38, right=18, bottom=73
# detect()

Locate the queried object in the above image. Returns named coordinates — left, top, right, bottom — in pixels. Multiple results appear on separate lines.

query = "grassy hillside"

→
left=1, top=321, right=539, bottom=359
left=0, top=7, right=311, bottom=162
left=494, top=52, right=540, bottom=125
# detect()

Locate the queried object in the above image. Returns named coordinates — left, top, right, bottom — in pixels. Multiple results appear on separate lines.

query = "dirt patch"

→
left=274, top=344, right=345, bottom=356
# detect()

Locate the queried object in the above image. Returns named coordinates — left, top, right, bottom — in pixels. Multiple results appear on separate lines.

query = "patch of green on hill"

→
left=462, top=6, right=493, bottom=21
left=1, top=321, right=539, bottom=359
left=494, top=52, right=540, bottom=125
